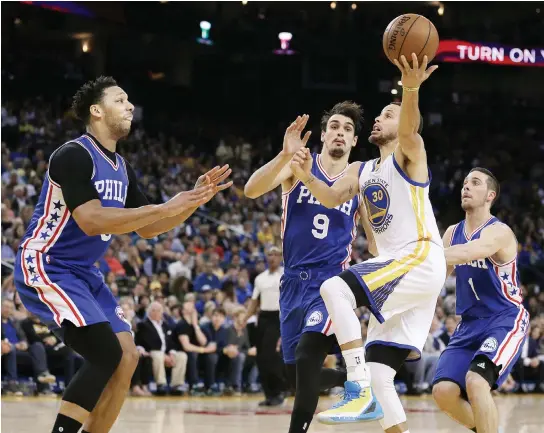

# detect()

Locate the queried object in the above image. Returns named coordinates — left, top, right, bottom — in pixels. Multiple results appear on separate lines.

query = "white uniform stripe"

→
left=492, top=307, right=526, bottom=369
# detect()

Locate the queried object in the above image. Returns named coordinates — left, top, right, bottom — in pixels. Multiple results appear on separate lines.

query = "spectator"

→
left=174, top=299, right=214, bottom=394
left=439, top=315, right=460, bottom=347
left=135, top=302, right=188, bottom=395
left=20, top=313, right=75, bottom=393
left=1, top=299, right=54, bottom=395
left=201, top=308, right=231, bottom=395
left=143, top=243, right=169, bottom=277
left=193, top=262, right=221, bottom=293
left=514, top=322, right=544, bottom=393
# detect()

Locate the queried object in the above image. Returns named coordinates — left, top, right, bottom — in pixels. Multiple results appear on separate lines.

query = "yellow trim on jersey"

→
left=363, top=186, right=431, bottom=291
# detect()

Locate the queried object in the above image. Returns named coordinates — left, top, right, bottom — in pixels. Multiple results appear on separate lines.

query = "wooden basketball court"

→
left=2, top=394, right=541, bottom=432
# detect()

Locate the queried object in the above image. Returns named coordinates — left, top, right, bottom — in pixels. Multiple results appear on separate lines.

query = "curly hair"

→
left=72, top=76, right=118, bottom=124
left=320, top=101, right=364, bottom=136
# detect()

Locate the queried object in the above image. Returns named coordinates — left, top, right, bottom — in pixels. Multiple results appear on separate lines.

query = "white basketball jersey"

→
left=358, top=153, right=442, bottom=256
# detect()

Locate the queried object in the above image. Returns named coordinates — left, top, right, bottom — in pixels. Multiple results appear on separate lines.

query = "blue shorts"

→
left=279, top=265, right=342, bottom=364
left=14, top=248, right=131, bottom=335
left=433, top=307, right=529, bottom=392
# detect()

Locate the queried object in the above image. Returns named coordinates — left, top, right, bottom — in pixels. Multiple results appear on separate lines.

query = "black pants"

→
left=257, top=311, right=285, bottom=399
left=131, top=355, right=152, bottom=387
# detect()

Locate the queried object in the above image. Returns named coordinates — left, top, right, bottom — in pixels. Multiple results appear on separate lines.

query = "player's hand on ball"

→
left=282, top=114, right=312, bottom=156
left=393, top=53, right=438, bottom=89
left=290, top=148, right=313, bottom=181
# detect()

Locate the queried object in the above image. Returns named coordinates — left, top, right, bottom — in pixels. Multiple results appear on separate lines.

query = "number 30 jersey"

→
left=281, top=153, right=360, bottom=270
left=358, top=154, right=442, bottom=256
left=451, top=217, right=523, bottom=318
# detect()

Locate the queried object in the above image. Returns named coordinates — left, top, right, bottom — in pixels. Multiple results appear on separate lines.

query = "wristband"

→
left=403, top=86, right=420, bottom=92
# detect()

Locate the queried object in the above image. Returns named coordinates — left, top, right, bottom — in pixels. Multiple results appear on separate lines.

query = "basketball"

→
left=383, top=14, right=439, bottom=64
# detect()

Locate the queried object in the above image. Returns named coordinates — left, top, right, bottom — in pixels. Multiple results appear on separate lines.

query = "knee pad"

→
left=295, top=332, right=331, bottom=364
left=366, top=344, right=411, bottom=373
left=468, top=355, right=500, bottom=390
left=320, top=276, right=357, bottom=309
left=368, top=362, right=407, bottom=430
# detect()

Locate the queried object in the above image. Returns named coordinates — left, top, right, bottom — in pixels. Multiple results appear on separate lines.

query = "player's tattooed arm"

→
left=444, top=223, right=513, bottom=266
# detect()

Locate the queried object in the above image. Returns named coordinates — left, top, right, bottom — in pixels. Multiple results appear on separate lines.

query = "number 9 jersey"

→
left=281, top=153, right=360, bottom=270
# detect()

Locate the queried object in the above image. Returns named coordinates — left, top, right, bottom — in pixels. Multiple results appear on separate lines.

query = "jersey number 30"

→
left=312, top=214, right=330, bottom=239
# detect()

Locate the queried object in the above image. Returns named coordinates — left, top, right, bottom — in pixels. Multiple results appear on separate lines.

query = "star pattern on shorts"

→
left=25, top=255, right=34, bottom=264
left=46, top=221, right=56, bottom=231
left=40, top=231, right=49, bottom=240
left=31, top=275, right=39, bottom=284
left=53, top=200, right=64, bottom=210
left=50, top=212, right=60, bottom=222
left=27, top=265, right=35, bottom=274
left=500, top=272, right=509, bottom=281
left=509, top=288, right=518, bottom=296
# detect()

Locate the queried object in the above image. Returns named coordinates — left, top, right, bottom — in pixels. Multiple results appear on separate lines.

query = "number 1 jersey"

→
left=281, top=153, right=360, bottom=270
left=20, top=134, right=129, bottom=267
left=451, top=217, right=523, bottom=317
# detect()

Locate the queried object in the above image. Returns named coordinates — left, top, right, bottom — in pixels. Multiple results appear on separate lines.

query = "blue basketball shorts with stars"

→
left=433, top=306, right=529, bottom=392
left=14, top=248, right=131, bottom=335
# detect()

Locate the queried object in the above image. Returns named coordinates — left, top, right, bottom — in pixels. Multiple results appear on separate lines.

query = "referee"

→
left=244, top=246, right=285, bottom=406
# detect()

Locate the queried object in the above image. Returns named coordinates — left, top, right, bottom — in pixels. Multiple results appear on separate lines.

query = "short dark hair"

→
left=392, top=102, right=424, bottom=134
left=72, top=76, right=118, bottom=124
left=212, top=307, right=227, bottom=317
left=320, top=101, right=363, bottom=136
left=469, top=167, right=500, bottom=206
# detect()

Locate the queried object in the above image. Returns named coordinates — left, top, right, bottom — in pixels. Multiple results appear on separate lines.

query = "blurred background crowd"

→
left=1, top=1, right=543, bottom=400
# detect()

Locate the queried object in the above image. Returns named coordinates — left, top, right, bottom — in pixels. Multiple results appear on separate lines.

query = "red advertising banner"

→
left=435, top=40, right=544, bottom=67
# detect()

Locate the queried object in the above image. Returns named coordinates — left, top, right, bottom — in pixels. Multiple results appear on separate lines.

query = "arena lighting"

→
left=274, top=32, right=295, bottom=55
left=82, top=40, right=89, bottom=53
left=242, top=0, right=248, bottom=4
left=351, top=3, right=357, bottom=10
left=391, top=89, right=398, bottom=95
left=197, top=20, right=213, bottom=45
left=397, top=80, right=402, bottom=86
left=330, top=2, right=336, bottom=10
left=438, top=3, right=444, bottom=16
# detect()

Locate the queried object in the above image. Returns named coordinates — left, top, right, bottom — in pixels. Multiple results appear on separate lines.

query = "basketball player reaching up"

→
left=14, top=76, right=232, bottom=433
left=290, top=54, right=443, bottom=432
left=245, top=102, right=363, bottom=433
left=433, top=168, right=529, bottom=433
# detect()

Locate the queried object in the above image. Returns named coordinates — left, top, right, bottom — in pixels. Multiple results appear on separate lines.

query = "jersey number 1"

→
left=468, top=278, right=480, bottom=301
left=312, top=214, right=329, bottom=239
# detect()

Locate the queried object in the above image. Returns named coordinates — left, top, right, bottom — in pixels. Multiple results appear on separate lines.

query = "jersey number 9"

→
left=312, top=214, right=330, bottom=239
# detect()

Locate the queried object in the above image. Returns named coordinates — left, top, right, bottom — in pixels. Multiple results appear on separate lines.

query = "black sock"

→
left=288, top=409, right=314, bottom=433
left=470, top=428, right=477, bottom=432
left=51, top=414, right=82, bottom=433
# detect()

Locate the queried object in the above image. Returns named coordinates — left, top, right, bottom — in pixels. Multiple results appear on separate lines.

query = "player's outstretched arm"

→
left=244, top=115, right=311, bottom=198
left=135, top=165, right=233, bottom=238
left=393, top=53, right=438, bottom=162
left=444, top=224, right=512, bottom=266
left=73, top=185, right=215, bottom=237
left=290, top=148, right=361, bottom=208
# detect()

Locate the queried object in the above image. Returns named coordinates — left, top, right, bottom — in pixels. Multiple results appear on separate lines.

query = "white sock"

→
left=343, top=347, right=370, bottom=386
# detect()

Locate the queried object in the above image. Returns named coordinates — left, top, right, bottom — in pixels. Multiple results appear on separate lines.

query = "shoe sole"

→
left=316, top=412, right=384, bottom=425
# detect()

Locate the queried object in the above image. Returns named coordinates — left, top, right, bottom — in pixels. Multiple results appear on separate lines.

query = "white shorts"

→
left=347, top=241, right=446, bottom=360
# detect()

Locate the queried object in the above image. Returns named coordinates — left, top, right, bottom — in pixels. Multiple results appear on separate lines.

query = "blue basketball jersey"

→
left=451, top=217, right=522, bottom=317
left=21, top=134, right=129, bottom=267
left=281, top=153, right=360, bottom=270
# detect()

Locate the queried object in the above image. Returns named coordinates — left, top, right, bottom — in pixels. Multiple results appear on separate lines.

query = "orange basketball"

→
left=383, top=14, right=439, bottom=64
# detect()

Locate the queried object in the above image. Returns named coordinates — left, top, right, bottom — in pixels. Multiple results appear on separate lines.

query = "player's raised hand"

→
left=393, top=53, right=438, bottom=89
left=281, top=114, right=312, bottom=156
left=290, top=148, right=313, bottom=181
left=195, top=164, right=233, bottom=192
left=162, top=185, right=215, bottom=217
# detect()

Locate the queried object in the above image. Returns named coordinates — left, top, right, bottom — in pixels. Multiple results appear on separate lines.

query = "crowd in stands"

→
left=1, top=96, right=543, bottom=398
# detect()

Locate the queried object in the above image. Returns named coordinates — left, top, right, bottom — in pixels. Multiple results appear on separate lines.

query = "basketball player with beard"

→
left=291, top=55, right=444, bottom=432
left=245, top=102, right=363, bottom=433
